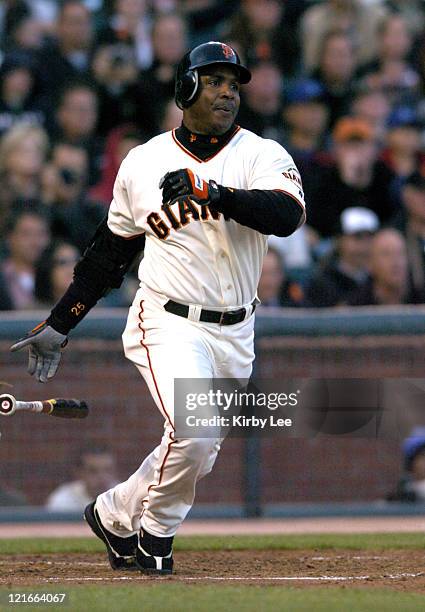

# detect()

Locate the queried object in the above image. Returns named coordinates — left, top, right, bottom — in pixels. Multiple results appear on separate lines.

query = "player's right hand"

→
left=159, top=169, right=221, bottom=207
left=10, top=322, right=68, bottom=383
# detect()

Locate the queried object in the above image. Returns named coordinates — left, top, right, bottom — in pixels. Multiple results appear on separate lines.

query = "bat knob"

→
left=0, top=394, right=16, bottom=416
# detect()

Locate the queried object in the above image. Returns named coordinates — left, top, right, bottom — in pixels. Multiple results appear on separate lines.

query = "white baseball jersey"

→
left=108, top=126, right=305, bottom=308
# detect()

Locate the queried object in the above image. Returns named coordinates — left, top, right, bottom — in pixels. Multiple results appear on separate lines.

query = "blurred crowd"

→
left=0, top=444, right=118, bottom=508
left=1, top=0, right=425, bottom=310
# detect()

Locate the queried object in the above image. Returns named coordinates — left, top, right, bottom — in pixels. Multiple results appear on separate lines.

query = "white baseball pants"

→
left=96, top=284, right=255, bottom=537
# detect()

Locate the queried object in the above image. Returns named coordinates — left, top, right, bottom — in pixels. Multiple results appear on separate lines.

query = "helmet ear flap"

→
left=175, top=69, right=199, bottom=109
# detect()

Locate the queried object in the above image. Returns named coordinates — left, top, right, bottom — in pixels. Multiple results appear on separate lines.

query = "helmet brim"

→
left=194, top=61, right=251, bottom=84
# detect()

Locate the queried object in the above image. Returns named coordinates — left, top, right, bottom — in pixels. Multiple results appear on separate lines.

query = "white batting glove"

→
left=10, top=322, right=68, bottom=383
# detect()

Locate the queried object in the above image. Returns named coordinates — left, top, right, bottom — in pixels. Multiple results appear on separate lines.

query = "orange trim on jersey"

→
left=172, top=130, right=201, bottom=162
left=171, top=126, right=241, bottom=163
left=137, top=300, right=175, bottom=432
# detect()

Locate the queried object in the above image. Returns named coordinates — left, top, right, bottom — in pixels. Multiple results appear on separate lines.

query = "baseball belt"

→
left=164, top=300, right=256, bottom=325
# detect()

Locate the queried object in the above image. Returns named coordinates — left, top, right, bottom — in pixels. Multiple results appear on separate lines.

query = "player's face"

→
left=184, top=66, right=241, bottom=135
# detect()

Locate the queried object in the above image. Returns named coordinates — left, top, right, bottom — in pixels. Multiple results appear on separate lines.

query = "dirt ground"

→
left=1, top=550, right=425, bottom=591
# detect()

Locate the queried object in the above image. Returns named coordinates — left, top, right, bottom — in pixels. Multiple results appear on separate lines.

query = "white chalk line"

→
left=1, top=556, right=390, bottom=567
left=310, top=556, right=390, bottom=561
left=0, top=561, right=106, bottom=567
left=37, top=572, right=424, bottom=583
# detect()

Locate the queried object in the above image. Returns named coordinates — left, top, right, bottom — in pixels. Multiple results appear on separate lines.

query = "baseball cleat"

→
left=136, top=528, right=174, bottom=575
left=84, top=501, right=138, bottom=570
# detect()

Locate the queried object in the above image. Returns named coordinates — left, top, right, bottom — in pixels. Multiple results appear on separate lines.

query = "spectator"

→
left=300, top=0, right=388, bottom=72
left=182, top=0, right=238, bottom=46
left=268, top=229, right=314, bottom=279
left=237, top=61, right=283, bottom=140
left=387, top=427, right=425, bottom=502
left=136, top=12, right=188, bottom=134
left=384, top=1, right=425, bottom=38
left=415, top=28, right=425, bottom=99
left=90, top=124, right=146, bottom=206
left=36, top=0, right=94, bottom=97
left=311, top=30, right=358, bottom=128
left=350, top=86, right=392, bottom=141
left=223, top=0, right=300, bottom=76
left=30, top=1, right=60, bottom=32
left=381, top=106, right=425, bottom=180
left=0, top=206, right=50, bottom=310
left=41, top=141, right=104, bottom=251
left=45, top=446, right=119, bottom=512
left=0, top=123, right=49, bottom=235
left=348, top=228, right=423, bottom=305
left=159, top=98, right=183, bottom=133
left=258, top=246, right=303, bottom=308
left=394, top=172, right=425, bottom=298
left=32, top=233, right=135, bottom=308
left=307, top=117, right=397, bottom=238
left=91, top=42, right=139, bottom=136
left=5, top=8, right=45, bottom=53
left=96, top=0, right=153, bottom=70
left=281, top=79, right=329, bottom=177
left=280, top=80, right=329, bottom=234
left=48, top=82, right=103, bottom=185
left=306, top=207, right=379, bottom=307
left=0, top=51, right=45, bottom=138
left=357, top=13, right=420, bottom=107
left=41, top=147, right=137, bottom=307
left=34, top=241, right=80, bottom=308
left=1, top=0, right=31, bottom=51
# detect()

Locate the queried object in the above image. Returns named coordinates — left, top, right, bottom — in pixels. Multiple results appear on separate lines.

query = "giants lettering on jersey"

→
left=147, top=198, right=222, bottom=240
left=282, top=166, right=304, bottom=199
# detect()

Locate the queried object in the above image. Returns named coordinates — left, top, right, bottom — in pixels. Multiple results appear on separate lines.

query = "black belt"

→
left=164, top=300, right=256, bottom=325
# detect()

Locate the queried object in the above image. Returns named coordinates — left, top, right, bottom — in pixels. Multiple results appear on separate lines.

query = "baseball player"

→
left=11, top=42, right=306, bottom=574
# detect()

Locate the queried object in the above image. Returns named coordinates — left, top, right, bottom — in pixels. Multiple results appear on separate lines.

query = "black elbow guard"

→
left=75, top=216, right=145, bottom=294
left=47, top=216, right=145, bottom=334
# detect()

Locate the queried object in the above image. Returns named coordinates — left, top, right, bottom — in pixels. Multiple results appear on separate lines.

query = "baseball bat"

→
left=0, top=394, right=88, bottom=419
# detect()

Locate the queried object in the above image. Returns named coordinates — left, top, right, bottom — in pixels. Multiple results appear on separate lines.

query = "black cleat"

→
left=84, top=501, right=138, bottom=571
left=136, top=528, right=174, bottom=575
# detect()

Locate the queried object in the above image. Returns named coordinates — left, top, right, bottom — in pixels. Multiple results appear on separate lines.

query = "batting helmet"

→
left=175, top=41, right=251, bottom=110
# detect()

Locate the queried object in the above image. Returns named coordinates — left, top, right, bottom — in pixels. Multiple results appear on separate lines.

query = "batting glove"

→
left=10, top=322, right=68, bottom=383
left=159, top=169, right=221, bottom=206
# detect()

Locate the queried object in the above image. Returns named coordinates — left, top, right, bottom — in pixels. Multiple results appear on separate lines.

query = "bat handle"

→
left=17, top=401, right=44, bottom=413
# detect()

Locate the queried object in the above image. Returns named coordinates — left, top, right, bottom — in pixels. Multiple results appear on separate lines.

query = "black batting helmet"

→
left=175, top=41, right=251, bottom=110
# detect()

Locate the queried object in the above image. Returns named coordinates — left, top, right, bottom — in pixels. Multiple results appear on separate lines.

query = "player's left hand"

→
left=159, top=169, right=221, bottom=206
left=10, top=322, right=68, bottom=383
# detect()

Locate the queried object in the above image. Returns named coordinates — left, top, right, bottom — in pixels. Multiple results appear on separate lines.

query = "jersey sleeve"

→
left=107, top=152, right=141, bottom=238
left=248, top=139, right=306, bottom=213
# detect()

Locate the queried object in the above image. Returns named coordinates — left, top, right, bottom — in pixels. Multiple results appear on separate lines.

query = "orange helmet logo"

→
left=221, top=44, right=234, bottom=59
